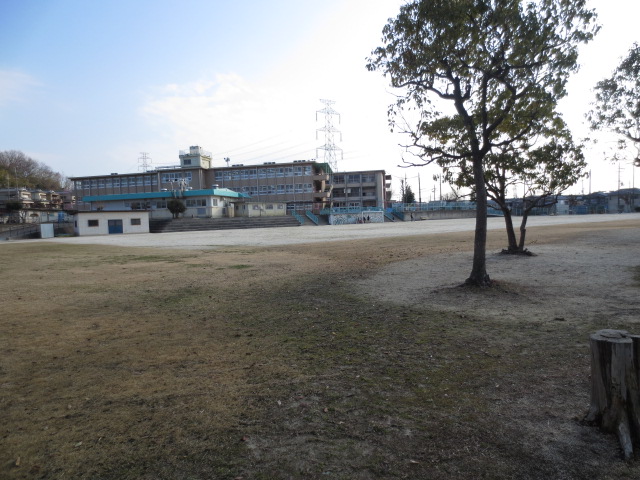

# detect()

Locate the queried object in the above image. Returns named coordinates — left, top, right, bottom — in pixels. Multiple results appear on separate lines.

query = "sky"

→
left=1, top=0, right=639, bottom=200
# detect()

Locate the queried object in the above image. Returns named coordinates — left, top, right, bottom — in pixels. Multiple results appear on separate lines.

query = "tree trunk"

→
left=585, top=329, right=640, bottom=461
left=517, top=212, right=529, bottom=252
left=466, top=156, right=491, bottom=286
left=501, top=207, right=519, bottom=252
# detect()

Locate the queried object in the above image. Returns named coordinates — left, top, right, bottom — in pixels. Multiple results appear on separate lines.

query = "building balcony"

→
left=313, top=173, right=330, bottom=182
left=313, top=191, right=331, bottom=200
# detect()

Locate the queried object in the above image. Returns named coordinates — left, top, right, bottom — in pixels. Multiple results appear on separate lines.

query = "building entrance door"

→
left=108, top=219, right=123, bottom=234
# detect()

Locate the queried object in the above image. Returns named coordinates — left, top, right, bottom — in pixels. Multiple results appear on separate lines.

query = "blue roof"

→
left=83, top=188, right=249, bottom=202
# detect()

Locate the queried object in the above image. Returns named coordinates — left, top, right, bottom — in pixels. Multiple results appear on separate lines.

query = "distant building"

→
left=608, top=188, right=640, bottom=213
left=0, top=187, right=72, bottom=223
left=69, top=146, right=391, bottom=217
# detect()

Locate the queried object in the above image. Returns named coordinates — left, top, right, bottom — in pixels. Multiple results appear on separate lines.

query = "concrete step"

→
left=149, top=216, right=301, bottom=233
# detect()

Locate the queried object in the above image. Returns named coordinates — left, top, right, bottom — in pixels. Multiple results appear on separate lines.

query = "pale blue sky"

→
left=1, top=0, right=638, bottom=198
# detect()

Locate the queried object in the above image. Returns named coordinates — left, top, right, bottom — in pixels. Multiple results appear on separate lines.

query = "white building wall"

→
left=75, top=211, right=150, bottom=236
left=236, top=202, right=287, bottom=217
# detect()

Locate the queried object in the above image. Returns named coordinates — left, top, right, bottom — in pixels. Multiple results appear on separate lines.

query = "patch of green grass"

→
left=97, top=254, right=187, bottom=265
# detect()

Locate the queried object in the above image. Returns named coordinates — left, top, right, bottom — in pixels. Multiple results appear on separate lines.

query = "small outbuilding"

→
left=75, top=211, right=150, bottom=236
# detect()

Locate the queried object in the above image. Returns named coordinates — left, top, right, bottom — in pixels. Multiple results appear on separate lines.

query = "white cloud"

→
left=0, top=70, right=41, bottom=107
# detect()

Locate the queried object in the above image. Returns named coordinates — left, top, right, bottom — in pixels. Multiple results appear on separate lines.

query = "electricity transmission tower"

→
left=138, top=152, right=152, bottom=172
left=316, top=99, right=343, bottom=173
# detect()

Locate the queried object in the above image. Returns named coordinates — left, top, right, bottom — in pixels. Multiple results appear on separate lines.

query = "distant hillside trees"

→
left=0, top=150, right=70, bottom=191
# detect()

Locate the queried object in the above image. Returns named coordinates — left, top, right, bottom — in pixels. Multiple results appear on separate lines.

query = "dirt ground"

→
left=1, top=218, right=639, bottom=479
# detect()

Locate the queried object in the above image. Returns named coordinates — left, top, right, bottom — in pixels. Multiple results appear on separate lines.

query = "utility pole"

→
left=618, top=161, right=623, bottom=212
left=418, top=173, right=422, bottom=205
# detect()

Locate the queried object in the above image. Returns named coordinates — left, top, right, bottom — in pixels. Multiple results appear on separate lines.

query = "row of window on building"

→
left=215, top=166, right=314, bottom=181
left=76, top=171, right=379, bottom=190
left=235, top=184, right=315, bottom=195
left=123, top=198, right=219, bottom=210
left=88, top=218, right=142, bottom=227
left=77, top=172, right=196, bottom=189
left=333, top=174, right=377, bottom=184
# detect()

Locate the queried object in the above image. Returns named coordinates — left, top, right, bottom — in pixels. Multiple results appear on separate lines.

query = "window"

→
left=333, top=175, right=344, bottom=184
left=88, top=219, right=99, bottom=227
left=347, top=174, right=361, bottom=183
left=131, top=218, right=141, bottom=226
left=253, top=205, right=260, bottom=210
left=183, top=159, right=192, bottom=165
left=186, top=199, right=206, bottom=207
left=161, top=172, right=193, bottom=184
left=211, top=198, right=218, bottom=206
left=278, top=204, right=284, bottom=209
left=266, top=204, right=274, bottom=210
left=362, top=173, right=376, bottom=183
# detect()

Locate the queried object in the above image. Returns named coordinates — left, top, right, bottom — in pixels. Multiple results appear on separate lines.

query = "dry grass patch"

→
left=1, top=223, right=640, bottom=479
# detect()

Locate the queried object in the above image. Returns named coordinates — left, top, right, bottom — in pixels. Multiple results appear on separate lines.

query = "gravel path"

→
left=21, top=213, right=640, bottom=250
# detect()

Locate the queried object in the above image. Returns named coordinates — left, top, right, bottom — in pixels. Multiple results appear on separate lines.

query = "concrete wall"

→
left=410, top=209, right=476, bottom=220
left=236, top=202, right=287, bottom=217
left=330, top=211, right=385, bottom=225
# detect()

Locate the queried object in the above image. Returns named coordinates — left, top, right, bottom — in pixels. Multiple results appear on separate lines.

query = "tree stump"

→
left=584, top=329, right=640, bottom=461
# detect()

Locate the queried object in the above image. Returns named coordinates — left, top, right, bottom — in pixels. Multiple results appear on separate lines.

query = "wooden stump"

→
left=584, top=329, right=640, bottom=461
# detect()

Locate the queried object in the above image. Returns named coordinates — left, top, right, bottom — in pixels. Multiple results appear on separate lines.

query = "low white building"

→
left=75, top=211, right=150, bottom=236
left=235, top=202, right=288, bottom=217
left=81, top=187, right=249, bottom=219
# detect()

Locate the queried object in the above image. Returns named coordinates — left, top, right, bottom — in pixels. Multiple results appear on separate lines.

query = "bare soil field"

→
left=1, top=218, right=639, bottom=479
